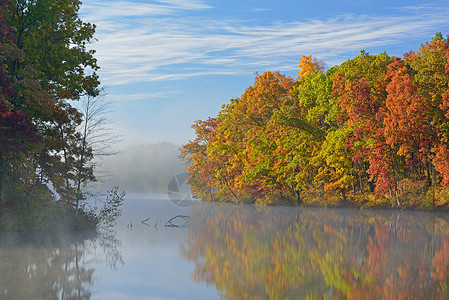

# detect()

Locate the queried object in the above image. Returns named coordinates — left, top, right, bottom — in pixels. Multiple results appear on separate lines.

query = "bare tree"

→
left=74, top=93, right=121, bottom=212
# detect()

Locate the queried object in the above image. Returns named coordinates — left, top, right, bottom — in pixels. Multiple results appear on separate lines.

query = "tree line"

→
left=0, top=0, right=115, bottom=229
left=181, top=33, right=449, bottom=208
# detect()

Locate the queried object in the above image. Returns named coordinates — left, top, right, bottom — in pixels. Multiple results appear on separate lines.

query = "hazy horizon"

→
left=92, top=141, right=189, bottom=194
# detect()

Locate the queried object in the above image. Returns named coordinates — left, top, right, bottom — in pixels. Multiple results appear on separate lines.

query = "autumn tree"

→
left=297, top=55, right=325, bottom=79
left=383, top=56, right=435, bottom=204
left=330, top=51, right=396, bottom=202
left=281, top=62, right=333, bottom=202
left=181, top=72, right=296, bottom=202
left=180, top=117, right=221, bottom=200
left=233, top=72, right=295, bottom=201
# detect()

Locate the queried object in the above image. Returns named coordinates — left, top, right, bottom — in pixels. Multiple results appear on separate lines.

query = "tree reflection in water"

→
left=0, top=228, right=122, bottom=299
left=181, top=203, right=449, bottom=299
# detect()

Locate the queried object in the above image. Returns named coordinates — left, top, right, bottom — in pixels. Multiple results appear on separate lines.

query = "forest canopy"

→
left=181, top=33, right=449, bottom=209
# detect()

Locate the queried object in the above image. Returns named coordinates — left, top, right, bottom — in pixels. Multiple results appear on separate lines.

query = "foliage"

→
left=97, top=187, right=125, bottom=228
left=181, top=35, right=449, bottom=208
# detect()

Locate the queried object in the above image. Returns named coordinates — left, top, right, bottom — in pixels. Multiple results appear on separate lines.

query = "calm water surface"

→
left=1, top=195, right=449, bottom=299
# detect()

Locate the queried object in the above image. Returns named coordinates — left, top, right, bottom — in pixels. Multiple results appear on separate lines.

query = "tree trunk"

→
left=363, top=162, right=375, bottom=193
left=358, top=169, right=364, bottom=194
left=432, top=163, right=435, bottom=211
left=340, top=187, right=347, bottom=204
left=75, top=134, right=87, bottom=214
left=75, top=98, right=90, bottom=214
left=295, top=189, right=301, bottom=205
left=426, top=161, right=431, bottom=186
left=368, top=181, right=375, bottom=193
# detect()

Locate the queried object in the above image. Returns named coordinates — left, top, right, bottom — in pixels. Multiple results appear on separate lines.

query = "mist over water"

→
left=90, top=195, right=216, bottom=300
left=0, top=195, right=215, bottom=300
left=2, top=194, right=449, bottom=299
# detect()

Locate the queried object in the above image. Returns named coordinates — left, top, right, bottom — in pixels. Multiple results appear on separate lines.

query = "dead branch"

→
left=141, top=217, right=151, bottom=226
left=164, top=215, right=191, bottom=228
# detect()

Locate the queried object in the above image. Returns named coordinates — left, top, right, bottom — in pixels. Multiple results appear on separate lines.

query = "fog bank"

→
left=92, top=142, right=188, bottom=193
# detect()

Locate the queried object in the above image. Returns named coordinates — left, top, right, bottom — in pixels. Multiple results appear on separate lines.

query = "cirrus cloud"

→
left=80, top=1, right=449, bottom=86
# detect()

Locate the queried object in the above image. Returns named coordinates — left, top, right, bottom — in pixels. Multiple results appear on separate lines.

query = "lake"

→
left=1, top=194, right=449, bottom=299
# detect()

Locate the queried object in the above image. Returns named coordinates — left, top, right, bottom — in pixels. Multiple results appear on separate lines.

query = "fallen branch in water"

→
left=164, top=215, right=191, bottom=228
left=141, top=217, right=151, bottom=226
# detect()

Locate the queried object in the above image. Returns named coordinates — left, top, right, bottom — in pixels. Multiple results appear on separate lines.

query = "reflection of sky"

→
left=90, top=195, right=218, bottom=300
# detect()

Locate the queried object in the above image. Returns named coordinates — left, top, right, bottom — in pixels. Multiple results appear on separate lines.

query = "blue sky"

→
left=79, top=0, right=449, bottom=147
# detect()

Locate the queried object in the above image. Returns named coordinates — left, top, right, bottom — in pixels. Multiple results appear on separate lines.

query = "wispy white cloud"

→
left=154, top=0, right=212, bottom=10
left=83, top=0, right=211, bottom=18
left=105, top=91, right=181, bottom=102
left=250, top=7, right=272, bottom=12
left=81, top=1, right=449, bottom=86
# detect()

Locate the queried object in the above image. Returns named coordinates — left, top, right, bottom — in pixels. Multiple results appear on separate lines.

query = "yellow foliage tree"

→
left=297, top=55, right=326, bottom=79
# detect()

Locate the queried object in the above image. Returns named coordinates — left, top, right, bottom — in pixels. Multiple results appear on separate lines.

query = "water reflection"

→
left=181, top=203, right=449, bottom=299
left=3, top=200, right=448, bottom=299
left=0, top=229, right=122, bottom=300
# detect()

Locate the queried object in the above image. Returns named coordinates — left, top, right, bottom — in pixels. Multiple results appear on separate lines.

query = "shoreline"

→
left=199, top=198, right=449, bottom=212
